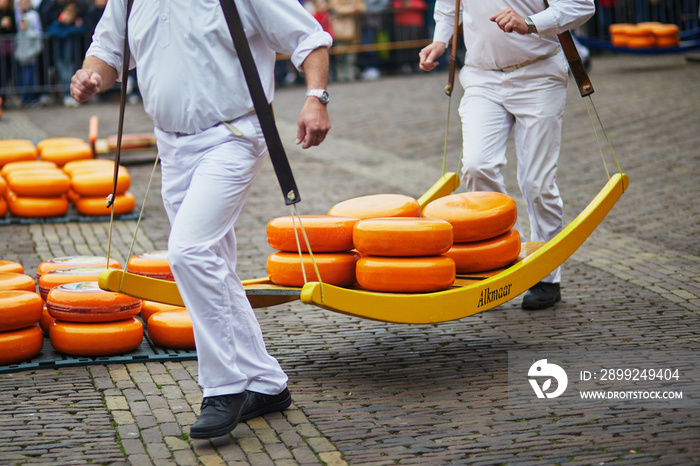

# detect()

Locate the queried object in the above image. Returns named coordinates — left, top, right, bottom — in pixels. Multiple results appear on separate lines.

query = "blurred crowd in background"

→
left=0, top=0, right=697, bottom=109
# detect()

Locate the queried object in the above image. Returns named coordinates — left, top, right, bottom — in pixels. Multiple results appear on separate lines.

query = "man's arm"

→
left=70, top=56, right=118, bottom=103
left=296, top=47, right=331, bottom=149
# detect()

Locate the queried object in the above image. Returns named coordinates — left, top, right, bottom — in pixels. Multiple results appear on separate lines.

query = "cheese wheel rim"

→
left=38, top=266, right=105, bottom=300
left=267, top=215, right=360, bottom=252
left=0, top=290, right=44, bottom=331
left=353, top=217, right=453, bottom=257
left=126, top=250, right=173, bottom=280
left=0, top=260, right=24, bottom=274
left=444, top=229, right=522, bottom=274
left=267, top=251, right=359, bottom=287
left=328, top=194, right=421, bottom=220
left=0, top=272, right=37, bottom=292
left=37, top=255, right=122, bottom=279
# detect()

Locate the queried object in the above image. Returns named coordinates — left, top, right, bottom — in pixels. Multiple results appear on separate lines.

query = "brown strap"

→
left=543, top=0, right=593, bottom=97
left=444, top=0, right=461, bottom=96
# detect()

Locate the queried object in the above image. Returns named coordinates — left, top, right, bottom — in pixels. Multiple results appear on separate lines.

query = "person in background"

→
left=71, top=0, right=332, bottom=440
left=419, top=1, right=595, bottom=310
left=0, top=0, right=17, bottom=108
left=46, top=0, right=85, bottom=106
left=329, top=0, right=366, bottom=81
left=14, top=0, right=42, bottom=104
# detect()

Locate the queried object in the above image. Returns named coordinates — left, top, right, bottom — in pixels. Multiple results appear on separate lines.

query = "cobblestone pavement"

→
left=0, top=53, right=699, bottom=465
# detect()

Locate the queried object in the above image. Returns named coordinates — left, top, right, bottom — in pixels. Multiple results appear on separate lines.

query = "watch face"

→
left=319, top=91, right=330, bottom=104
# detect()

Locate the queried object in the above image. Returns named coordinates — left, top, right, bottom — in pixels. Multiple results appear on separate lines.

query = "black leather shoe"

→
left=190, top=392, right=247, bottom=439
left=241, top=387, right=292, bottom=422
left=522, top=282, right=561, bottom=310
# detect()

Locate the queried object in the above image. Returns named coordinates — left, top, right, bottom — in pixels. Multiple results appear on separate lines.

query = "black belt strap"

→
left=219, top=0, right=301, bottom=205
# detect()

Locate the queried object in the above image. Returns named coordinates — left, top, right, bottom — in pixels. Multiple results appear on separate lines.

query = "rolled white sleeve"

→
left=530, top=0, right=595, bottom=36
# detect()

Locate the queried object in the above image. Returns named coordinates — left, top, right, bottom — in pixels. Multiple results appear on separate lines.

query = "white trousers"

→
left=156, top=114, right=288, bottom=398
left=458, top=54, right=569, bottom=283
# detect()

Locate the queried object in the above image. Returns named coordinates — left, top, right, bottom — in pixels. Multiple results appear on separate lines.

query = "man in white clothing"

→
left=70, top=0, right=332, bottom=438
left=419, top=1, right=594, bottom=310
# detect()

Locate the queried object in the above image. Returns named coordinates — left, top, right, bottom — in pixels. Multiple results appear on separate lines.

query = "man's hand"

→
left=419, top=41, right=447, bottom=72
left=70, top=69, right=103, bottom=103
left=296, top=98, right=331, bottom=149
left=490, top=8, right=531, bottom=35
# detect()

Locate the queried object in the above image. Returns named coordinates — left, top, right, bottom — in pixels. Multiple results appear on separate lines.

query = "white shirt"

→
left=87, top=0, right=332, bottom=134
left=433, top=0, right=594, bottom=71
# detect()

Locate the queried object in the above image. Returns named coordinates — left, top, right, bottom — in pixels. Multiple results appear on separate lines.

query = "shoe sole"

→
left=190, top=415, right=242, bottom=439
left=522, top=295, right=561, bottom=310
left=240, top=392, right=292, bottom=422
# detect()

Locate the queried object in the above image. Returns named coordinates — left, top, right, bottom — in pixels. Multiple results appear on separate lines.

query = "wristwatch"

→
left=525, top=16, right=536, bottom=34
left=305, top=89, right=330, bottom=105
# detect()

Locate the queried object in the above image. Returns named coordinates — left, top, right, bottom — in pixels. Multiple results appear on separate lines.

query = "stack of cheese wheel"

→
left=353, top=217, right=455, bottom=293
left=0, top=291, right=44, bottom=365
left=651, top=23, right=680, bottom=47
left=46, top=282, right=143, bottom=357
left=266, top=215, right=360, bottom=287
left=424, top=191, right=521, bottom=274
left=37, top=137, right=92, bottom=167
left=3, top=160, right=71, bottom=218
left=63, top=159, right=135, bottom=216
left=127, top=250, right=174, bottom=281
left=0, top=139, right=37, bottom=168
left=626, top=23, right=658, bottom=49
left=36, top=255, right=122, bottom=281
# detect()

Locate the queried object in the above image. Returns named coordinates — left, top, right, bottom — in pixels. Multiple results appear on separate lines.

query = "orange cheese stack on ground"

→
left=37, top=255, right=122, bottom=280
left=423, top=191, right=517, bottom=243
left=46, top=282, right=142, bottom=323
left=141, top=301, right=185, bottom=322
left=328, top=194, right=421, bottom=220
left=37, top=137, right=92, bottom=167
left=0, top=290, right=43, bottom=332
left=0, top=259, right=23, bottom=273
left=6, top=168, right=71, bottom=197
left=444, top=229, right=521, bottom=274
left=70, top=169, right=131, bottom=197
left=267, top=215, right=359, bottom=252
left=38, top=266, right=105, bottom=300
left=0, top=272, right=36, bottom=292
left=1, top=160, right=57, bottom=178
left=356, top=256, right=456, bottom=293
left=147, top=308, right=195, bottom=350
left=5, top=191, right=70, bottom=218
left=49, top=318, right=143, bottom=357
left=267, top=251, right=359, bottom=287
left=353, top=217, right=453, bottom=257
left=0, top=139, right=38, bottom=167
left=0, top=324, right=43, bottom=365
left=127, top=250, right=174, bottom=281
left=74, top=192, right=136, bottom=216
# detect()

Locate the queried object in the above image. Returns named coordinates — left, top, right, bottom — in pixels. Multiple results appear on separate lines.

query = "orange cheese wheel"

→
left=1, top=160, right=57, bottom=178
left=423, top=191, right=517, bottom=242
left=46, top=282, right=142, bottom=323
left=141, top=301, right=185, bottom=322
left=0, top=260, right=23, bottom=273
left=444, top=229, right=521, bottom=274
left=609, top=23, right=634, bottom=46
left=267, top=215, right=360, bottom=252
left=40, top=304, right=55, bottom=334
left=0, top=290, right=43, bottom=331
left=356, top=255, right=456, bottom=293
left=127, top=250, right=173, bottom=281
left=37, top=138, right=92, bottom=167
left=0, top=324, right=43, bottom=365
left=37, top=255, right=122, bottom=279
left=6, top=192, right=69, bottom=218
left=328, top=194, right=421, bottom=220
left=267, top=251, right=359, bottom=287
left=0, top=272, right=36, bottom=292
left=71, top=169, right=131, bottom=197
left=38, top=266, right=104, bottom=300
left=106, top=133, right=156, bottom=151
left=74, top=192, right=136, bottom=216
left=353, top=217, right=453, bottom=257
left=0, top=139, right=38, bottom=167
left=147, top=309, right=195, bottom=350
left=0, top=197, right=6, bottom=217
left=49, top=318, right=143, bottom=357
left=626, top=25, right=655, bottom=48
left=652, top=24, right=679, bottom=47
left=63, top=159, right=116, bottom=177
left=7, top=169, right=71, bottom=197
